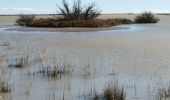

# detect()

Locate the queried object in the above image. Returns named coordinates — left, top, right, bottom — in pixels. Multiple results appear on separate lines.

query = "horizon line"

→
left=1, top=13, right=170, bottom=16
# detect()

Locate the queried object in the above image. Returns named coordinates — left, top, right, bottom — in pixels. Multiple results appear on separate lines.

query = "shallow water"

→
left=1, top=16, right=170, bottom=100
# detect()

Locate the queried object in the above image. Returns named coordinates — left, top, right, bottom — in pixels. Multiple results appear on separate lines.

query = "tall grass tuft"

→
left=91, top=84, right=126, bottom=100
left=103, top=84, right=125, bottom=100
left=7, top=56, right=29, bottom=68
left=135, top=12, right=160, bottom=23
left=36, top=62, right=73, bottom=78
left=157, top=84, right=170, bottom=100
left=37, top=65, right=66, bottom=78
left=0, top=69, right=11, bottom=93
left=0, top=81, right=11, bottom=93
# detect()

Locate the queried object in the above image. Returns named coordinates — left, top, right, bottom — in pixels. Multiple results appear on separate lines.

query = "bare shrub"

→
left=16, top=14, right=35, bottom=26
left=135, top=12, right=160, bottom=23
left=56, top=0, right=101, bottom=21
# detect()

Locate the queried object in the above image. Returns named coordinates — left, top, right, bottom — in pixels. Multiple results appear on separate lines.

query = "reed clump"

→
left=8, top=57, right=28, bottom=68
left=157, top=84, right=170, bottom=100
left=91, top=84, right=126, bottom=100
left=36, top=63, right=73, bottom=78
left=0, top=69, right=11, bottom=93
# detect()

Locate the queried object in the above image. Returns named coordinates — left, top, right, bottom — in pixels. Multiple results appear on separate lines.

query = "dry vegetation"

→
left=135, top=12, right=160, bottom=23
left=15, top=0, right=133, bottom=28
left=36, top=65, right=67, bottom=78
left=36, top=62, right=73, bottom=78
left=7, top=56, right=29, bottom=68
left=157, top=84, right=170, bottom=100
left=0, top=68, right=11, bottom=93
left=16, top=17, right=132, bottom=28
left=90, top=84, right=126, bottom=100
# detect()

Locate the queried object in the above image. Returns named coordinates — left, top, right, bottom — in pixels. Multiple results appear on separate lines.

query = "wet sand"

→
left=0, top=14, right=170, bottom=100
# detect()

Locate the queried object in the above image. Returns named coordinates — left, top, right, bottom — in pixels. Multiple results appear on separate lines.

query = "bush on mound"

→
left=135, top=12, right=160, bottom=23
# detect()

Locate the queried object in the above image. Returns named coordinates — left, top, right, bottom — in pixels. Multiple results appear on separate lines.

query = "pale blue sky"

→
left=0, top=0, right=169, bottom=14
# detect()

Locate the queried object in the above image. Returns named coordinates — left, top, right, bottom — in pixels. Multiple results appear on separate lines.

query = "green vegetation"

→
left=135, top=12, right=160, bottom=23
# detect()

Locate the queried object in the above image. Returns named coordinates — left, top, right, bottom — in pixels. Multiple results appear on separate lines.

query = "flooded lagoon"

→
left=0, top=15, right=170, bottom=100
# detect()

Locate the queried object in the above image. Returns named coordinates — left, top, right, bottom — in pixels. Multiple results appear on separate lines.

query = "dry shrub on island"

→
left=16, top=14, right=35, bottom=26
left=135, top=12, right=160, bottom=23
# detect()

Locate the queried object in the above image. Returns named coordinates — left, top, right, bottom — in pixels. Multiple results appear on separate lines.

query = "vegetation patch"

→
left=7, top=57, right=29, bottom=68
left=0, top=81, right=11, bottom=93
left=157, top=84, right=170, bottom=100
left=0, top=69, right=11, bottom=93
left=16, top=17, right=132, bottom=28
left=16, top=0, right=133, bottom=28
left=36, top=63, right=73, bottom=78
left=16, top=15, right=35, bottom=26
left=135, top=12, right=160, bottom=23
left=90, top=84, right=126, bottom=100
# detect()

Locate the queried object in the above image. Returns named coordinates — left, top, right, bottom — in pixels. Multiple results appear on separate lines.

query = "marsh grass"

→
left=36, top=62, right=73, bottom=78
left=82, top=64, right=92, bottom=78
left=90, top=84, right=126, bottom=100
left=0, top=81, right=11, bottom=93
left=7, top=56, right=29, bottom=68
left=157, top=84, right=170, bottom=100
left=103, top=84, right=125, bottom=100
left=2, top=41, right=10, bottom=47
left=0, top=69, right=11, bottom=93
left=37, top=65, right=66, bottom=78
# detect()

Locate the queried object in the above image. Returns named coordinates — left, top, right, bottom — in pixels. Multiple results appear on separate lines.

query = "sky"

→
left=0, top=0, right=170, bottom=14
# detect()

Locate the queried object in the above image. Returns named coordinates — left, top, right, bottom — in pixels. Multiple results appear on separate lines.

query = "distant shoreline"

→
left=0, top=13, right=170, bottom=16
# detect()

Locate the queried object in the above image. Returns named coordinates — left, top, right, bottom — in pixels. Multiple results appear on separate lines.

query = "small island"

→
left=16, top=0, right=159, bottom=28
